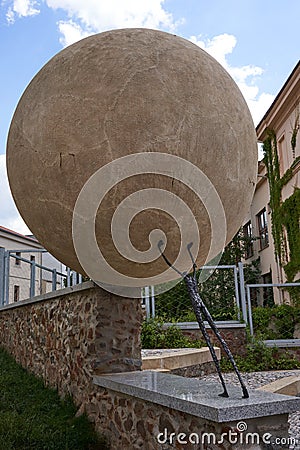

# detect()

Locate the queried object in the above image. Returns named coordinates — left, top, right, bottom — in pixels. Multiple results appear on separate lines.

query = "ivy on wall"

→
left=263, top=128, right=300, bottom=282
left=281, top=188, right=300, bottom=281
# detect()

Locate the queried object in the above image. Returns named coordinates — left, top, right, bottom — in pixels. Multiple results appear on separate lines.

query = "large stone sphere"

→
left=7, top=28, right=257, bottom=290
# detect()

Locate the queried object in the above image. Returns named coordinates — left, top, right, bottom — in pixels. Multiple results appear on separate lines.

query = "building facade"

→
left=243, top=61, right=300, bottom=305
left=0, top=226, right=66, bottom=303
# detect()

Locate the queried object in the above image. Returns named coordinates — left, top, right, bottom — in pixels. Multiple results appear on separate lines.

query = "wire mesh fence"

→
left=142, top=265, right=242, bottom=323
left=142, top=264, right=300, bottom=346
left=246, top=283, right=300, bottom=342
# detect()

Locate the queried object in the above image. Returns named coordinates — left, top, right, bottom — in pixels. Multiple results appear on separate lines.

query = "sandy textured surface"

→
left=7, top=28, right=257, bottom=279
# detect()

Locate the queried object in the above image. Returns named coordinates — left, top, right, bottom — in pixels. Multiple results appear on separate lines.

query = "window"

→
left=257, top=208, right=269, bottom=250
left=15, top=251, right=21, bottom=266
left=243, top=221, right=253, bottom=259
left=13, top=285, right=20, bottom=302
left=30, top=255, right=35, bottom=262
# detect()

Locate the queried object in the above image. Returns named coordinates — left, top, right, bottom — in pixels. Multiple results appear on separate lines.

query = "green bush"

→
left=221, top=337, right=300, bottom=372
left=141, top=318, right=204, bottom=349
left=252, top=307, right=276, bottom=340
left=252, top=304, right=300, bottom=339
left=142, top=315, right=300, bottom=371
left=287, top=284, right=300, bottom=305
left=273, top=304, right=300, bottom=338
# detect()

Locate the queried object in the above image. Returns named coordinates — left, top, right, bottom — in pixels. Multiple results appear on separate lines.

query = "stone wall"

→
left=88, top=386, right=290, bottom=450
left=271, top=346, right=300, bottom=362
left=171, top=360, right=216, bottom=378
left=182, top=325, right=247, bottom=357
left=0, top=283, right=297, bottom=449
left=0, top=281, right=143, bottom=410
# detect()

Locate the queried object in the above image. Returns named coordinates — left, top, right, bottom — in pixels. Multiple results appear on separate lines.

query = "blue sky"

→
left=0, top=0, right=299, bottom=233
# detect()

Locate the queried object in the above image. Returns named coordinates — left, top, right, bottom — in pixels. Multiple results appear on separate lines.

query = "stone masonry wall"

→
left=0, top=283, right=293, bottom=449
left=0, top=281, right=143, bottom=410
left=87, top=386, right=290, bottom=450
left=182, top=327, right=247, bottom=357
left=171, top=360, right=216, bottom=378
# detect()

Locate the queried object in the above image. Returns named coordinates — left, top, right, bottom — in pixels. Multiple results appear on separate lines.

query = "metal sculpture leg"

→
left=158, top=240, right=249, bottom=399
left=197, top=292, right=249, bottom=398
left=184, top=274, right=249, bottom=399
left=186, top=281, right=229, bottom=397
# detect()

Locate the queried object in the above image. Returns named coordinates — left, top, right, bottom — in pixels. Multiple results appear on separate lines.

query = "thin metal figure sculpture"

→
left=158, top=240, right=249, bottom=399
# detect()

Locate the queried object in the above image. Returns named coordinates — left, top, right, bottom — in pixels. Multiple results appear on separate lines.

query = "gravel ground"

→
left=200, top=370, right=300, bottom=449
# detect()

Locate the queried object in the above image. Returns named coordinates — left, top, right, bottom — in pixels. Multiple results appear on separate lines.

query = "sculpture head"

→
left=6, top=28, right=257, bottom=296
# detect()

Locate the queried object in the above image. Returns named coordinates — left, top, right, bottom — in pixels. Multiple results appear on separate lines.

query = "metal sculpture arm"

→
left=158, top=240, right=249, bottom=399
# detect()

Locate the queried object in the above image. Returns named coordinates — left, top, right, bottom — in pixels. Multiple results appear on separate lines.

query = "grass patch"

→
left=0, top=347, right=109, bottom=450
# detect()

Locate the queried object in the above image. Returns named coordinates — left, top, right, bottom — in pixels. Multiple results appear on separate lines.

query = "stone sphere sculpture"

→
left=7, top=28, right=257, bottom=296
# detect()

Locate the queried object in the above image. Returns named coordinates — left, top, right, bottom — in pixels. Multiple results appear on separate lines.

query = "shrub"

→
left=220, top=336, right=300, bottom=372
left=252, top=304, right=300, bottom=339
left=141, top=318, right=204, bottom=349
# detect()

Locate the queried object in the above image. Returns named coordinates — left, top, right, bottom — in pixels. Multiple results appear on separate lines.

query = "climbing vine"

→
left=263, top=128, right=300, bottom=282
left=263, top=131, right=283, bottom=263
left=281, top=188, right=300, bottom=281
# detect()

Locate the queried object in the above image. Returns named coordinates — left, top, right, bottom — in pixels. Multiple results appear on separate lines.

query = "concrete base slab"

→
left=142, top=347, right=220, bottom=370
left=258, top=375, right=300, bottom=396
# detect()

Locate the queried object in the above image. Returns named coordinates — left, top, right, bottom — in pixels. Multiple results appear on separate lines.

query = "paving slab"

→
left=258, top=375, right=300, bottom=396
left=142, top=347, right=220, bottom=370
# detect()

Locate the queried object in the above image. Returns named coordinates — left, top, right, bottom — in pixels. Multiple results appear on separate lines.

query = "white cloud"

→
left=4, top=0, right=273, bottom=125
left=45, top=0, right=182, bottom=47
left=0, top=154, right=31, bottom=234
left=6, top=7, right=15, bottom=23
left=190, top=33, right=275, bottom=125
left=57, top=20, right=91, bottom=47
left=191, top=33, right=237, bottom=68
left=6, top=0, right=40, bottom=23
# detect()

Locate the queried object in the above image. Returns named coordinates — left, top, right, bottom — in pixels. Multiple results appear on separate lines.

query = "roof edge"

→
left=256, top=60, right=300, bottom=138
left=0, top=225, right=40, bottom=245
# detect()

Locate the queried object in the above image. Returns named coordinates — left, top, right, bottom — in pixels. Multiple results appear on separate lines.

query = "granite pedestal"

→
left=94, top=370, right=300, bottom=449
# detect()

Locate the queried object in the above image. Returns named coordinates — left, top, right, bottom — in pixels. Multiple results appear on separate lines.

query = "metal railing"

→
left=0, top=247, right=81, bottom=306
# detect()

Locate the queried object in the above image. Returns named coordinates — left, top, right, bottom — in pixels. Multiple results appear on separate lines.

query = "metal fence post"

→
left=66, top=268, right=71, bottom=287
left=246, top=285, right=254, bottom=335
left=233, top=266, right=241, bottom=320
left=52, top=269, right=57, bottom=291
left=144, top=286, right=150, bottom=319
left=4, top=251, right=10, bottom=305
left=72, top=271, right=77, bottom=286
left=30, top=260, right=36, bottom=298
left=238, top=262, right=247, bottom=323
left=0, top=248, right=5, bottom=306
left=151, top=285, right=155, bottom=318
